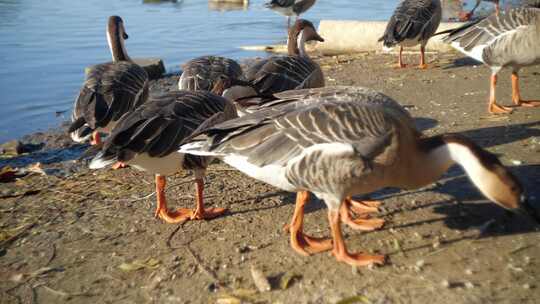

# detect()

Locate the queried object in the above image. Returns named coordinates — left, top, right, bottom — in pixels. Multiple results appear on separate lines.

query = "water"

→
left=0, top=0, right=522, bottom=143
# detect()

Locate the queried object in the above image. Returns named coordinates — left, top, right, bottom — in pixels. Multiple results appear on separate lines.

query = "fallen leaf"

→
left=250, top=265, right=271, bottom=292
left=280, top=273, right=302, bottom=290
left=119, top=258, right=160, bottom=272
left=336, top=295, right=371, bottom=304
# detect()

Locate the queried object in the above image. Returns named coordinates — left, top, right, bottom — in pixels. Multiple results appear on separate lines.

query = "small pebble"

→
left=441, top=280, right=450, bottom=288
left=416, top=260, right=425, bottom=268
left=523, top=284, right=531, bottom=290
left=465, top=269, right=473, bottom=275
left=465, top=281, right=474, bottom=289
left=511, top=160, right=523, bottom=165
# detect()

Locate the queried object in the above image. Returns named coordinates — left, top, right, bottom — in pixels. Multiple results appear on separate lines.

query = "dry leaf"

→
left=250, top=265, right=271, bottom=292
left=336, top=295, right=371, bottom=304
left=119, top=258, right=160, bottom=272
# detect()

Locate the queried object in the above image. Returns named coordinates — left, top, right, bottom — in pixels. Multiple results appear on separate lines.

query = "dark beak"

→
left=304, top=27, right=325, bottom=43
left=516, top=195, right=540, bottom=224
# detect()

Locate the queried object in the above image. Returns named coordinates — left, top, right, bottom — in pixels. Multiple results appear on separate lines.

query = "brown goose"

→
left=90, top=91, right=236, bottom=223
left=378, top=0, right=442, bottom=69
left=181, top=86, right=535, bottom=267
left=443, top=7, right=540, bottom=114
left=224, top=19, right=324, bottom=115
left=178, top=56, right=243, bottom=95
left=69, top=16, right=149, bottom=145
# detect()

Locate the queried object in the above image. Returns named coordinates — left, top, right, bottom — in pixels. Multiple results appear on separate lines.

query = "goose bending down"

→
left=265, top=0, right=317, bottom=27
left=443, top=7, right=540, bottom=114
left=224, top=19, right=324, bottom=115
left=180, top=86, right=536, bottom=267
left=378, top=0, right=442, bottom=69
left=89, top=91, right=237, bottom=223
left=178, top=56, right=243, bottom=95
left=69, top=16, right=149, bottom=145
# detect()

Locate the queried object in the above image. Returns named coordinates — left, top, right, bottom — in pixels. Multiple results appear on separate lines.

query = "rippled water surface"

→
left=0, top=0, right=521, bottom=142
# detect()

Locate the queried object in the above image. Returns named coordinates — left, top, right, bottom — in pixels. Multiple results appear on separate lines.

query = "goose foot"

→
left=112, top=162, right=127, bottom=170
left=489, top=103, right=513, bottom=114
left=288, top=191, right=333, bottom=256
left=347, top=198, right=381, bottom=218
left=340, top=199, right=385, bottom=231
left=515, top=100, right=540, bottom=108
left=329, top=209, right=386, bottom=267
left=154, top=176, right=227, bottom=224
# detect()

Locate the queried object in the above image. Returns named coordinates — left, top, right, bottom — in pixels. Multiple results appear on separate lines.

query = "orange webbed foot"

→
left=515, top=100, right=540, bottom=108
left=340, top=201, right=385, bottom=231
left=157, top=207, right=227, bottom=224
left=333, top=250, right=386, bottom=267
left=291, top=232, right=333, bottom=256
left=418, top=64, right=429, bottom=70
left=489, top=103, right=513, bottom=114
left=111, top=162, right=127, bottom=170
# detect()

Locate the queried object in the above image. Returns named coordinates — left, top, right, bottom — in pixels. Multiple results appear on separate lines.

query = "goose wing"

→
left=70, top=61, right=148, bottom=133
left=179, top=56, right=243, bottom=91
left=379, top=0, right=442, bottom=47
left=442, top=7, right=540, bottom=65
left=185, top=88, right=405, bottom=168
left=98, top=91, right=233, bottom=163
left=246, top=55, right=323, bottom=96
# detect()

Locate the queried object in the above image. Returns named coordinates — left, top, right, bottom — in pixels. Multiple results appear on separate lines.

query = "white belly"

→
left=223, top=154, right=296, bottom=192
left=128, top=152, right=185, bottom=175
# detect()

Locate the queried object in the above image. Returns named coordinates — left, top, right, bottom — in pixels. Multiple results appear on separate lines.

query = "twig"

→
left=166, top=225, right=183, bottom=250
left=40, top=285, right=95, bottom=298
left=103, top=191, right=155, bottom=203
left=49, top=189, right=88, bottom=200
left=46, top=243, right=56, bottom=266
left=0, top=222, right=37, bottom=249
left=185, top=245, right=224, bottom=288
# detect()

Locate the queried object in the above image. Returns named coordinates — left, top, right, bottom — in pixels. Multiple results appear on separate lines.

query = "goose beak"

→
left=515, top=195, right=540, bottom=224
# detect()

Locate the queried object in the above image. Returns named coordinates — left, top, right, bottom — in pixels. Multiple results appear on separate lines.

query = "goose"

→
left=89, top=91, right=237, bottom=223
left=69, top=16, right=149, bottom=145
left=178, top=55, right=243, bottom=95
left=378, top=0, right=442, bottom=69
left=180, top=86, right=536, bottom=267
left=442, top=7, right=540, bottom=114
left=265, top=0, right=317, bottom=28
left=224, top=19, right=325, bottom=116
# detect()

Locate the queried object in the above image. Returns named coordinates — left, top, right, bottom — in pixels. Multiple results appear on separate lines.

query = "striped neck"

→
left=287, top=29, right=308, bottom=57
left=417, top=134, right=522, bottom=210
left=107, top=23, right=130, bottom=62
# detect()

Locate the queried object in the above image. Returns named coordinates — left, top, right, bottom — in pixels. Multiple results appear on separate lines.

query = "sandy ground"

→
left=1, top=51, right=540, bottom=304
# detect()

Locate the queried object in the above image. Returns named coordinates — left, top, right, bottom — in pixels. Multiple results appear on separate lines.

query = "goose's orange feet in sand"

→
left=154, top=175, right=227, bottom=224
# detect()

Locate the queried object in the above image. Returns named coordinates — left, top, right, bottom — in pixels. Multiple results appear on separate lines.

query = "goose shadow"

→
left=441, top=56, right=482, bottom=69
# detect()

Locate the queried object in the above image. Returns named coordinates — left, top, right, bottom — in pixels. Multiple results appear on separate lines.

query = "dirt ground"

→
left=1, top=51, right=539, bottom=304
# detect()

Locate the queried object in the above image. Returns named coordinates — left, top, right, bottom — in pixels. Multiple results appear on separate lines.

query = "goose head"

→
left=287, top=19, right=324, bottom=56
left=107, top=15, right=131, bottom=62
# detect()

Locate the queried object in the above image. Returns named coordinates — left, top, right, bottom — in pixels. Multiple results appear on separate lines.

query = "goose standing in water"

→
left=180, top=86, right=535, bottom=266
left=443, top=7, right=540, bottom=114
left=225, top=19, right=324, bottom=115
left=265, top=0, right=317, bottom=28
left=379, top=0, right=442, bottom=69
left=69, top=16, right=149, bottom=145
left=178, top=56, right=243, bottom=95
left=89, top=91, right=236, bottom=223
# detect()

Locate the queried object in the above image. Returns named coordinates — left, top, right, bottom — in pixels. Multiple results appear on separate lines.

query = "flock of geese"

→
left=68, top=0, right=539, bottom=267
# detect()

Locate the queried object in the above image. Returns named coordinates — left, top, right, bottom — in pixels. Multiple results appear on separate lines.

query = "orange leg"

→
left=396, top=46, right=407, bottom=68
left=289, top=191, right=333, bottom=256
left=418, top=45, right=428, bottom=69
left=512, top=72, right=540, bottom=108
left=329, top=209, right=386, bottom=267
left=90, top=132, right=101, bottom=145
left=155, top=175, right=227, bottom=224
left=495, top=3, right=500, bottom=16
left=340, top=198, right=385, bottom=231
left=488, top=74, right=513, bottom=114
left=111, top=162, right=127, bottom=170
